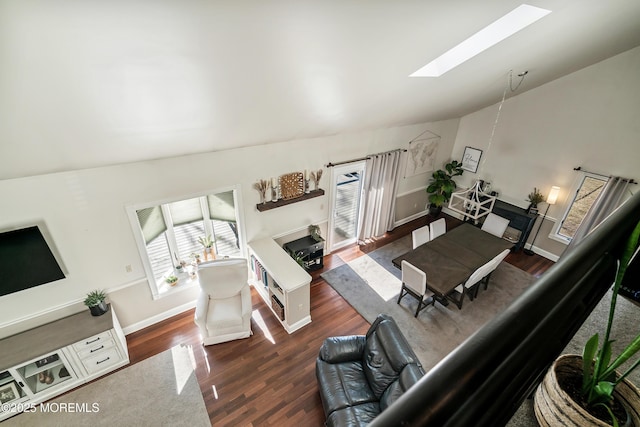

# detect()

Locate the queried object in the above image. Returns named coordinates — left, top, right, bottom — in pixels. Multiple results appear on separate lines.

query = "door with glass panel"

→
left=328, top=162, right=365, bottom=252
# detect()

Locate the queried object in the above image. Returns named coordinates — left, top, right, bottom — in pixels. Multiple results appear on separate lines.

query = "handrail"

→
left=370, top=191, right=640, bottom=427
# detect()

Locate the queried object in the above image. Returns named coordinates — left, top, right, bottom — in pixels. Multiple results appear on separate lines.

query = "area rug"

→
left=321, top=234, right=537, bottom=371
left=3, top=345, right=210, bottom=427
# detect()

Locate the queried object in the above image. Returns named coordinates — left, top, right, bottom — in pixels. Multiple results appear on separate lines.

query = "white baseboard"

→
left=524, top=246, right=560, bottom=262
left=122, top=300, right=197, bottom=335
left=394, top=210, right=428, bottom=227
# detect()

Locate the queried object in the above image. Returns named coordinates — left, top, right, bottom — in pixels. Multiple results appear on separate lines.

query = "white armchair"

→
left=194, top=258, right=253, bottom=345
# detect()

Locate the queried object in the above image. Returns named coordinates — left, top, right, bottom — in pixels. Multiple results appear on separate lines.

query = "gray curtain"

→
left=566, top=176, right=631, bottom=251
left=357, top=150, right=402, bottom=242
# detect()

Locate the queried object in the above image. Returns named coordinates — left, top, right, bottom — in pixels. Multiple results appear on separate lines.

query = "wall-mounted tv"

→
left=0, top=226, right=65, bottom=297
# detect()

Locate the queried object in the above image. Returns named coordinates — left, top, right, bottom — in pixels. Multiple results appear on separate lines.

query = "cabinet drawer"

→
left=81, top=348, right=122, bottom=375
left=76, top=338, right=115, bottom=359
left=72, top=331, right=113, bottom=352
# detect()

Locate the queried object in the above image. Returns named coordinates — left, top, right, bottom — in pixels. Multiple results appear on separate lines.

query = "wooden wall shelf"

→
left=256, top=189, right=325, bottom=212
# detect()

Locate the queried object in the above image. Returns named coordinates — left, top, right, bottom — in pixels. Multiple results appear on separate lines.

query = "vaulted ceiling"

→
left=1, top=0, right=639, bottom=180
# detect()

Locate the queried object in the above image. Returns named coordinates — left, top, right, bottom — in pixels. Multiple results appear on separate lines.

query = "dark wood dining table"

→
left=392, top=223, right=513, bottom=305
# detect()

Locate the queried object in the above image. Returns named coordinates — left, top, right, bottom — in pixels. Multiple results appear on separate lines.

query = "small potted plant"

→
left=84, top=289, right=108, bottom=316
left=526, top=187, right=545, bottom=214
left=165, top=275, right=179, bottom=287
left=426, top=160, right=464, bottom=216
left=309, top=224, right=322, bottom=242
left=198, top=235, right=215, bottom=260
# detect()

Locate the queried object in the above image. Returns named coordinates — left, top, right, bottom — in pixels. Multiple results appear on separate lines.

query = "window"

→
left=128, top=187, right=243, bottom=298
left=554, top=174, right=607, bottom=242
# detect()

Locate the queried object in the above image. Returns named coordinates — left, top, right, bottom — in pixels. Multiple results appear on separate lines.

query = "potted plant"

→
left=426, top=160, right=464, bottom=216
left=527, top=187, right=545, bottom=214
left=84, top=289, right=108, bottom=316
left=198, top=234, right=215, bottom=260
left=309, top=224, right=322, bottom=242
left=534, top=220, right=640, bottom=426
left=165, top=275, right=179, bottom=287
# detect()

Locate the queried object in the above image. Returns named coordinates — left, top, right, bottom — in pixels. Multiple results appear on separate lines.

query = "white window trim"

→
left=550, top=172, right=606, bottom=245
left=126, top=184, right=245, bottom=299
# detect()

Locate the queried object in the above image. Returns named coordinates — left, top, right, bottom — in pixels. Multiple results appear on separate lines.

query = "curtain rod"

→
left=573, top=167, right=637, bottom=184
left=326, top=148, right=406, bottom=168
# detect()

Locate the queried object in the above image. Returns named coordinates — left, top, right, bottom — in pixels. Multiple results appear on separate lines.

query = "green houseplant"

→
left=84, top=289, right=108, bottom=316
left=535, top=220, right=640, bottom=426
left=527, top=187, right=545, bottom=213
left=426, top=160, right=464, bottom=216
left=165, top=275, right=179, bottom=286
left=198, top=234, right=215, bottom=260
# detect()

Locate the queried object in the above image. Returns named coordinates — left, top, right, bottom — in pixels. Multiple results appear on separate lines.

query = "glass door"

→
left=328, top=162, right=365, bottom=252
left=14, top=350, right=78, bottom=398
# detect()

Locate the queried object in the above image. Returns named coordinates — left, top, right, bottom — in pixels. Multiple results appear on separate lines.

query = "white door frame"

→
left=327, top=161, right=366, bottom=253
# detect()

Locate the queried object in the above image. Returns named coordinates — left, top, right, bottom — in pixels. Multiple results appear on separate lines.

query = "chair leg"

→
left=397, top=285, right=406, bottom=304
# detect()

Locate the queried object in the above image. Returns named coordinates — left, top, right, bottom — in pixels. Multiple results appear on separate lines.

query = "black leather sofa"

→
left=315, top=314, right=425, bottom=426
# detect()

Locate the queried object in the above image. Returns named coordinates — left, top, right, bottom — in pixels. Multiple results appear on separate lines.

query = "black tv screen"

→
left=0, top=226, right=65, bottom=297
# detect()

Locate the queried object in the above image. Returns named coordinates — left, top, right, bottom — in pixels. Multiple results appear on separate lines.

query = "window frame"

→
left=550, top=172, right=606, bottom=244
left=126, top=184, right=245, bottom=299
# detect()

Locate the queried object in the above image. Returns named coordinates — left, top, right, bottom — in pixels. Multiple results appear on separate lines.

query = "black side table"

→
left=283, top=236, right=325, bottom=271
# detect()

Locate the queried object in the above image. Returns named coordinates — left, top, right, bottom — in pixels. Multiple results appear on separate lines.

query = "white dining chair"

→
left=479, top=249, right=511, bottom=295
left=429, top=218, right=447, bottom=240
left=397, top=260, right=434, bottom=317
left=451, top=260, right=495, bottom=309
left=481, top=213, right=511, bottom=238
left=411, top=225, right=430, bottom=249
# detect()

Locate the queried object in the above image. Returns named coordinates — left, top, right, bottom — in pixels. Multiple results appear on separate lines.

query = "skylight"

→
left=410, top=4, right=551, bottom=77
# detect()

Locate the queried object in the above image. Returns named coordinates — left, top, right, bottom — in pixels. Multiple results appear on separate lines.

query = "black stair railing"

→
left=370, top=191, right=640, bottom=427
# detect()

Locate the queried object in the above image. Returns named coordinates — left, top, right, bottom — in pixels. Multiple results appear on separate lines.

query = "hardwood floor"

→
left=125, top=214, right=555, bottom=426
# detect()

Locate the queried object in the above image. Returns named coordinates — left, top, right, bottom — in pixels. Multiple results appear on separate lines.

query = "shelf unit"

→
left=256, top=189, right=325, bottom=212
left=0, top=306, right=129, bottom=421
left=248, top=237, right=311, bottom=333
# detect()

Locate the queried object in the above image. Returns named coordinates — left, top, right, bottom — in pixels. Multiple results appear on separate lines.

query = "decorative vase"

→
left=89, top=301, right=108, bottom=317
left=534, top=354, right=640, bottom=427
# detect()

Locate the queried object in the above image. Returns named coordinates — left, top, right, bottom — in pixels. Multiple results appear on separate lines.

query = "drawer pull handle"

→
left=90, top=345, right=105, bottom=353
left=96, top=357, right=110, bottom=365
left=86, top=337, right=101, bottom=345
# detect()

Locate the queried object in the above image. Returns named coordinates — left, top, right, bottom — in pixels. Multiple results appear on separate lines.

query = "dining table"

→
left=392, top=222, right=513, bottom=307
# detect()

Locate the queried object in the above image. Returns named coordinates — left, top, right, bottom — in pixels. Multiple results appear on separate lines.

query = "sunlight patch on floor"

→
left=212, top=385, right=219, bottom=399
left=252, top=309, right=275, bottom=344
left=348, top=254, right=401, bottom=301
left=171, top=345, right=196, bottom=394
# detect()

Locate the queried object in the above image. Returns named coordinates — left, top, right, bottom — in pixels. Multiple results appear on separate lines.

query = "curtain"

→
left=566, top=176, right=631, bottom=251
left=357, top=150, right=402, bottom=242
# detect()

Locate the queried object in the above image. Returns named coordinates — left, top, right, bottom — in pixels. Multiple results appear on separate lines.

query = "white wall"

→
left=0, top=119, right=459, bottom=336
left=452, top=46, right=640, bottom=257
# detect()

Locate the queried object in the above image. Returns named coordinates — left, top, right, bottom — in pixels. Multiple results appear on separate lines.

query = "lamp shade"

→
left=547, top=186, right=561, bottom=205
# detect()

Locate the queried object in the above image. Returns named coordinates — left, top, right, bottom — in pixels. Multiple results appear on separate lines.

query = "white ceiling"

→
left=1, top=0, right=640, bottom=180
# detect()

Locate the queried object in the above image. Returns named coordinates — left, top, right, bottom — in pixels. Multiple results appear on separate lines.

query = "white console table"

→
left=0, top=306, right=129, bottom=421
left=248, top=238, right=311, bottom=333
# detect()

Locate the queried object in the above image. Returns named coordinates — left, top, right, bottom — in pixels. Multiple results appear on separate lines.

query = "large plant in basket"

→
left=580, top=220, right=640, bottom=425
left=536, top=220, right=640, bottom=427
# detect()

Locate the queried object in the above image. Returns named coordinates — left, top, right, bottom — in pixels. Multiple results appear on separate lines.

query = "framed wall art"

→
left=461, top=146, right=482, bottom=173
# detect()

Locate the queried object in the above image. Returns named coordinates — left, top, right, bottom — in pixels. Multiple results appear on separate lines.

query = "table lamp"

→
left=524, top=186, right=560, bottom=256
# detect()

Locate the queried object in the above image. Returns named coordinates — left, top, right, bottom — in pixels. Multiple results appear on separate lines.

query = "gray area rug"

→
left=3, top=345, right=209, bottom=427
left=321, top=234, right=536, bottom=370
left=321, top=234, right=640, bottom=426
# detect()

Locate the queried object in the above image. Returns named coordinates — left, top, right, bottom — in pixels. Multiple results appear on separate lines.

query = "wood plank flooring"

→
left=125, top=214, right=555, bottom=426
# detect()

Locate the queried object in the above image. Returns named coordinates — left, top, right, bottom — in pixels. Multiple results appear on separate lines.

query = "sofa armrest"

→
left=194, top=293, right=209, bottom=331
left=240, top=285, right=252, bottom=318
left=319, top=335, right=366, bottom=364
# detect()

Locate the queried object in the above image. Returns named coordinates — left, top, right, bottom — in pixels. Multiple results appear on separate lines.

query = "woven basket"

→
left=534, top=354, right=640, bottom=427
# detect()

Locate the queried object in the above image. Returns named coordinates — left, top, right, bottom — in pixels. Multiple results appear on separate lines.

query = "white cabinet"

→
left=248, top=237, right=312, bottom=333
left=0, top=306, right=129, bottom=421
